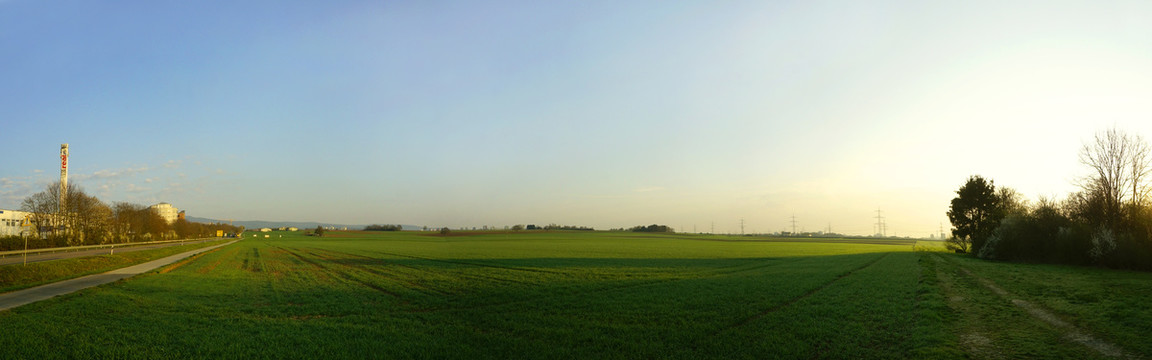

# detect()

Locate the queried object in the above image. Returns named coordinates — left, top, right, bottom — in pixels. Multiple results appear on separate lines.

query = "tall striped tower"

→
left=60, top=144, right=68, bottom=212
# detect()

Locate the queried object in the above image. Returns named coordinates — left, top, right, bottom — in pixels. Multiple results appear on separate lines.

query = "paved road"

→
left=0, top=240, right=238, bottom=312
left=0, top=239, right=221, bottom=266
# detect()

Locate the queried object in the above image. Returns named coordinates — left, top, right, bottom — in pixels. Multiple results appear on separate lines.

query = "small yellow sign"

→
left=216, top=230, right=224, bottom=237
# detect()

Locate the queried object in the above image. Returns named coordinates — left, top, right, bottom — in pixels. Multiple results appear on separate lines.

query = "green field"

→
left=1, top=231, right=1149, bottom=359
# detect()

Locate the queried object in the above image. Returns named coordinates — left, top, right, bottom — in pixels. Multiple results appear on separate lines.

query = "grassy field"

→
left=1, top=231, right=1148, bottom=359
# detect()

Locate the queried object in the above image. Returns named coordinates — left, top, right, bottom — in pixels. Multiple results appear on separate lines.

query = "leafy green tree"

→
left=315, top=226, right=325, bottom=237
left=947, top=175, right=1002, bottom=253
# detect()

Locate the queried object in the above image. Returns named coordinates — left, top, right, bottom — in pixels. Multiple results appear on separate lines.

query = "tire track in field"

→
left=300, top=248, right=450, bottom=296
left=309, top=249, right=539, bottom=287
left=276, top=246, right=400, bottom=298
left=196, top=246, right=240, bottom=274
left=934, top=254, right=1135, bottom=359
left=311, top=248, right=811, bottom=314
left=157, top=247, right=223, bottom=274
left=317, top=247, right=788, bottom=288
left=300, top=248, right=680, bottom=313
left=709, top=252, right=891, bottom=337
left=363, top=250, right=570, bottom=275
left=421, top=258, right=810, bottom=314
left=926, top=254, right=1005, bottom=358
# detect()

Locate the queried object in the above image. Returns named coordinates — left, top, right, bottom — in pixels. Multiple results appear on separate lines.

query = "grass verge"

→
left=0, top=239, right=231, bottom=293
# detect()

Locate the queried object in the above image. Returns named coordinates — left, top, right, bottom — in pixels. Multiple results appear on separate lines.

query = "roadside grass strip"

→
left=0, top=239, right=232, bottom=293
left=0, top=240, right=237, bottom=312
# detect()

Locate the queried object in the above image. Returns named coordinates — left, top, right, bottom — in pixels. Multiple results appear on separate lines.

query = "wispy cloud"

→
left=73, top=166, right=150, bottom=181
left=164, top=160, right=182, bottom=169
left=0, top=175, right=38, bottom=208
left=124, top=183, right=150, bottom=194
left=634, top=186, right=666, bottom=193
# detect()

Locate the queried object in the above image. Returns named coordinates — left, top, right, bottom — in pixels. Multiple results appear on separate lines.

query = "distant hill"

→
left=185, top=216, right=422, bottom=231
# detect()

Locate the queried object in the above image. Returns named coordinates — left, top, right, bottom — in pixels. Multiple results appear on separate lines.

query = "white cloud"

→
left=0, top=176, right=38, bottom=207
left=124, top=183, right=150, bottom=193
left=74, top=166, right=150, bottom=181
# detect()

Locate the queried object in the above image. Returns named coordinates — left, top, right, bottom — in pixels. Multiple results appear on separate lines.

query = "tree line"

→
left=614, top=224, right=675, bottom=233
left=363, top=224, right=403, bottom=231
left=947, top=127, right=1152, bottom=270
left=0, top=181, right=242, bottom=251
left=509, top=224, right=595, bottom=231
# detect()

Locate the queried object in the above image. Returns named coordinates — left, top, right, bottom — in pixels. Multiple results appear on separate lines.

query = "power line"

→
left=874, top=208, right=886, bottom=237
left=790, top=214, right=797, bottom=235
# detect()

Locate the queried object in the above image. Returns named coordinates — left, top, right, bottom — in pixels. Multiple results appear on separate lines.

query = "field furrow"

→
left=715, top=252, right=891, bottom=335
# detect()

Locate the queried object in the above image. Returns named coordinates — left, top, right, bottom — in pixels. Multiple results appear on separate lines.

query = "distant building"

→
left=259, top=228, right=272, bottom=232
left=149, top=203, right=179, bottom=224
left=0, top=209, right=33, bottom=237
left=287, top=227, right=298, bottom=232
left=178, top=210, right=186, bottom=221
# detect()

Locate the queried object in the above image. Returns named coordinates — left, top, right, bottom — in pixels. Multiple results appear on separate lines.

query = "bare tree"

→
left=112, top=202, right=143, bottom=242
left=65, top=191, right=112, bottom=245
left=21, top=188, right=60, bottom=238
left=1130, top=136, right=1151, bottom=207
left=1078, top=127, right=1152, bottom=227
left=20, top=181, right=113, bottom=245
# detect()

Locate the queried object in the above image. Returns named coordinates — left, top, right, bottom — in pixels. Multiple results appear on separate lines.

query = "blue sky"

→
left=4, top=1, right=1152, bottom=235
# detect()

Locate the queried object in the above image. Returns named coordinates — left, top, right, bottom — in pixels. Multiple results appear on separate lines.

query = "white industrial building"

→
left=0, top=209, right=33, bottom=237
left=149, top=202, right=179, bottom=224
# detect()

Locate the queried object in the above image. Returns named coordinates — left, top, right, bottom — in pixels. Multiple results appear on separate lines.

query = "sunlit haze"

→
left=4, top=1, right=1152, bottom=235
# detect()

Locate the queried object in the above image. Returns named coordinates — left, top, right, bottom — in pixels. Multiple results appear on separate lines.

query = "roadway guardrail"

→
left=0, top=237, right=227, bottom=259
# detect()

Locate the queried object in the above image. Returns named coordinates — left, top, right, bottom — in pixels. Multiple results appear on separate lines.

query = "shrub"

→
left=1088, top=227, right=1116, bottom=261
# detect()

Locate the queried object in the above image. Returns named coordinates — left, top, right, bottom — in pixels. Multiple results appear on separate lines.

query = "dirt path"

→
left=932, top=254, right=1135, bottom=359
left=0, top=240, right=237, bottom=312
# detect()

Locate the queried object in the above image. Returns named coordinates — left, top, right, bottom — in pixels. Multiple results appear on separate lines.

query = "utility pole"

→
left=740, top=218, right=745, bottom=236
left=711, top=221, right=714, bottom=235
left=874, top=208, right=886, bottom=237
left=790, top=214, right=797, bottom=235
